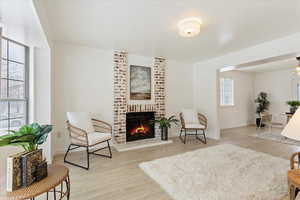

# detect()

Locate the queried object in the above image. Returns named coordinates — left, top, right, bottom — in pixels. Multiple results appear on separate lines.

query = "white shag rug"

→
left=140, top=144, right=290, bottom=200
left=252, top=131, right=300, bottom=146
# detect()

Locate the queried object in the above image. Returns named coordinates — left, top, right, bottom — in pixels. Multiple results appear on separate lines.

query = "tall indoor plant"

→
left=286, top=100, right=300, bottom=114
left=152, top=116, right=179, bottom=141
left=255, top=92, right=270, bottom=127
left=0, top=123, right=53, bottom=152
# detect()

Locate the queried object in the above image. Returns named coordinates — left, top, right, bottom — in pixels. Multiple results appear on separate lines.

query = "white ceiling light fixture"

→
left=177, top=17, right=202, bottom=38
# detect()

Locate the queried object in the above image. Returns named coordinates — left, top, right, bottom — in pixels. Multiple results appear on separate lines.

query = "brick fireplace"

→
left=113, top=51, right=166, bottom=144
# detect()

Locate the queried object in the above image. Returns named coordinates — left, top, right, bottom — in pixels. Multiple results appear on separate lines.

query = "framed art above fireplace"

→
left=130, top=65, right=151, bottom=100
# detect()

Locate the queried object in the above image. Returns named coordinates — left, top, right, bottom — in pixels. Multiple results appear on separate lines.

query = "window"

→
left=220, top=78, right=234, bottom=106
left=0, top=37, right=28, bottom=133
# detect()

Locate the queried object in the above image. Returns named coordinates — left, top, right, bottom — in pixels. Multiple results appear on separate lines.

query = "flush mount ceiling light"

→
left=177, top=17, right=202, bottom=38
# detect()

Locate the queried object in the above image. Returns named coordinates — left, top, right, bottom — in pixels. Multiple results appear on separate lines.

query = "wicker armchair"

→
left=64, top=112, right=112, bottom=170
left=179, top=109, right=207, bottom=144
left=290, top=152, right=300, bottom=198
left=291, top=152, right=300, bottom=170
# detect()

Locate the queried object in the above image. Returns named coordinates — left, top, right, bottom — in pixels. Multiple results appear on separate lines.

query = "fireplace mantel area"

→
left=113, top=51, right=168, bottom=146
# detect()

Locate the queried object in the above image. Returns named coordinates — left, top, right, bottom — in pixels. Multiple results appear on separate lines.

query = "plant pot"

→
left=161, top=127, right=168, bottom=141
left=256, top=118, right=265, bottom=127
left=256, top=118, right=261, bottom=127
left=290, top=107, right=298, bottom=114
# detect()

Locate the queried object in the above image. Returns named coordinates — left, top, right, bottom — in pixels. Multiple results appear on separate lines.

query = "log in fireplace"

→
left=126, top=112, right=155, bottom=142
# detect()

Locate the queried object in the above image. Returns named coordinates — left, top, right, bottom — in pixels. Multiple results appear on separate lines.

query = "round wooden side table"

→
left=288, top=169, right=300, bottom=200
left=0, top=164, right=70, bottom=200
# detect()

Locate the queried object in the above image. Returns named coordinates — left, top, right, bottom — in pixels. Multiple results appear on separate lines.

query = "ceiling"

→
left=40, top=0, right=300, bottom=61
left=0, top=0, right=48, bottom=48
left=237, top=58, right=298, bottom=72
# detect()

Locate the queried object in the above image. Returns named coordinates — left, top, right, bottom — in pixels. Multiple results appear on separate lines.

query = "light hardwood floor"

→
left=52, top=126, right=300, bottom=200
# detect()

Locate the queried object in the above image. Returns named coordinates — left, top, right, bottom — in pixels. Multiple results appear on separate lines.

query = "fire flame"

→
left=130, top=125, right=148, bottom=135
left=135, top=125, right=145, bottom=133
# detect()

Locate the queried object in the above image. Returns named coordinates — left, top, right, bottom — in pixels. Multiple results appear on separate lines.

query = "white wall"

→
left=166, top=60, right=194, bottom=135
left=52, top=42, right=194, bottom=154
left=219, top=71, right=254, bottom=129
left=193, top=65, right=220, bottom=139
left=52, top=43, right=113, bottom=154
left=33, top=47, right=52, bottom=162
left=254, top=68, right=296, bottom=122
left=193, top=32, right=300, bottom=139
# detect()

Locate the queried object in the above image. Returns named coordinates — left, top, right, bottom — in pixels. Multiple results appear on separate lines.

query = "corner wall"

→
left=254, top=68, right=296, bottom=120
left=219, top=71, right=255, bottom=129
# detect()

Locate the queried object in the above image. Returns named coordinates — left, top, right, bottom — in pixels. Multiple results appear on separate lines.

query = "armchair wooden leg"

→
left=179, top=129, right=207, bottom=144
left=64, top=144, right=90, bottom=170
left=289, top=184, right=296, bottom=200
left=63, top=144, right=71, bottom=162
left=89, top=140, right=112, bottom=159
left=86, top=146, right=90, bottom=169
left=195, top=130, right=207, bottom=144
left=203, top=130, right=207, bottom=144
left=107, top=141, right=112, bottom=158
left=179, top=128, right=187, bottom=144
left=180, top=129, right=182, bottom=137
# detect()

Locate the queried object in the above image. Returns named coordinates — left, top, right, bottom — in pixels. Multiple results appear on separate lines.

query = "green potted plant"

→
left=286, top=100, right=300, bottom=114
left=152, top=116, right=179, bottom=141
left=0, top=123, right=53, bottom=189
left=255, top=92, right=270, bottom=127
left=0, top=123, right=53, bottom=152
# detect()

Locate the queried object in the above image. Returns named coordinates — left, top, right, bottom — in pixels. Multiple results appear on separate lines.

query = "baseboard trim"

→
left=221, top=124, right=253, bottom=131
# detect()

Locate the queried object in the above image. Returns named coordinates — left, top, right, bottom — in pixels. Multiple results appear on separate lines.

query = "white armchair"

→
left=64, top=112, right=112, bottom=170
left=179, top=109, right=207, bottom=144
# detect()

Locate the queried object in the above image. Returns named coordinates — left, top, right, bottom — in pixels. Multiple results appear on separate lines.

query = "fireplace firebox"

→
left=126, top=112, right=155, bottom=142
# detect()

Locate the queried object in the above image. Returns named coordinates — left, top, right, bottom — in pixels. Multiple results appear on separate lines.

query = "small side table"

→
left=288, top=169, right=300, bottom=200
left=0, top=164, right=70, bottom=200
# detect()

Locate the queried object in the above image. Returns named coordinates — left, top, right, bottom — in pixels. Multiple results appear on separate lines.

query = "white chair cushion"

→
left=67, top=112, right=95, bottom=133
left=182, top=109, right=199, bottom=124
left=87, top=132, right=112, bottom=146
left=185, top=123, right=205, bottom=129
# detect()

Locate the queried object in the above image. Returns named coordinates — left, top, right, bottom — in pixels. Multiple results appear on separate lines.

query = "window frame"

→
left=0, top=36, right=29, bottom=132
left=220, top=77, right=234, bottom=107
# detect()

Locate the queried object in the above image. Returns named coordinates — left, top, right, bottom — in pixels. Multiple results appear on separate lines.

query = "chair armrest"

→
left=66, top=121, right=88, bottom=145
left=198, top=113, right=207, bottom=129
left=179, top=113, right=185, bottom=129
left=91, top=118, right=112, bottom=134
left=290, top=152, right=300, bottom=169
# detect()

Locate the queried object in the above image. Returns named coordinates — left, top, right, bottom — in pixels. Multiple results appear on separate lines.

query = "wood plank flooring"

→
left=51, top=126, right=300, bottom=200
left=0, top=126, right=296, bottom=199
